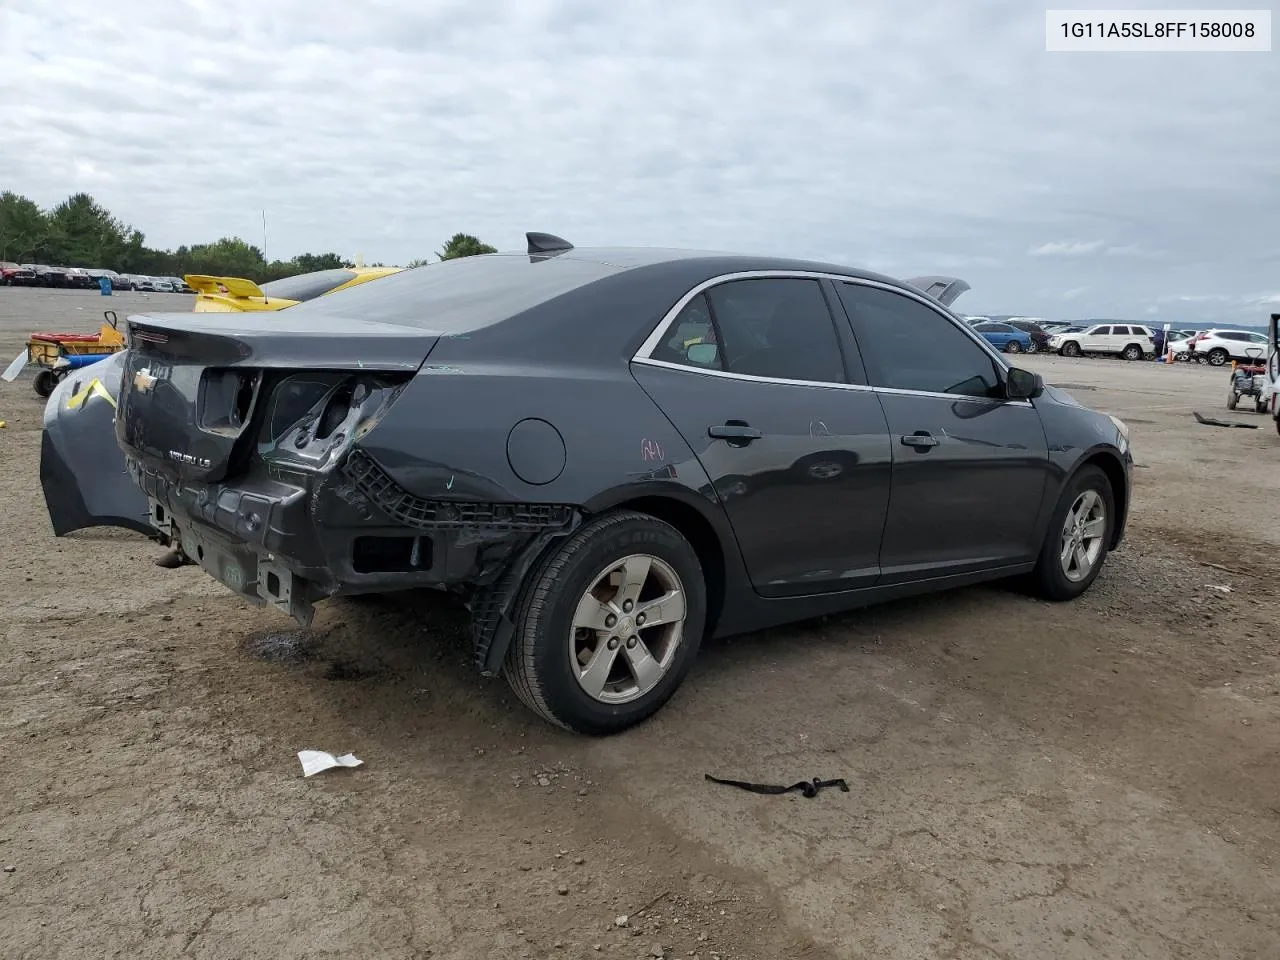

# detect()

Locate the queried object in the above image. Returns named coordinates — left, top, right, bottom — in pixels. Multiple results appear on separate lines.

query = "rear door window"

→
left=705, top=278, right=848, bottom=384
left=649, top=294, right=721, bottom=370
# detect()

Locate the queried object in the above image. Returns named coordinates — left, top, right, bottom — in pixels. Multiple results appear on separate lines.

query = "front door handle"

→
left=900, top=432, right=939, bottom=449
left=708, top=422, right=762, bottom=445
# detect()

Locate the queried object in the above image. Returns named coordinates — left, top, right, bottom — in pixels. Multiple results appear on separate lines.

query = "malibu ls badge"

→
left=168, top=450, right=212, bottom=468
left=133, top=368, right=158, bottom=393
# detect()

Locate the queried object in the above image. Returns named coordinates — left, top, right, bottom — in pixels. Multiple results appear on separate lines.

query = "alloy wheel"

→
left=568, top=554, right=687, bottom=704
left=1059, top=490, right=1106, bottom=583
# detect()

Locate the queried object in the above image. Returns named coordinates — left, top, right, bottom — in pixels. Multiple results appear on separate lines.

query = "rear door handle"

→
left=900, top=432, right=939, bottom=449
left=708, top=423, right=762, bottom=443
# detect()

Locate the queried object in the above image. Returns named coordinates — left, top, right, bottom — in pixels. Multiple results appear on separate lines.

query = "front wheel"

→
left=1004, top=340, right=1022, bottom=354
left=503, top=511, right=706, bottom=735
left=1207, top=348, right=1229, bottom=366
left=1227, top=389, right=1238, bottom=411
left=1029, top=465, right=1115, bottom=601
left=1061, top=341, right=1081, bottom=358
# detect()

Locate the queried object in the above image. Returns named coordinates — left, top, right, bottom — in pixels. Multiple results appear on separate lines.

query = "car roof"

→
left=279, top=243, right=959, bottom=366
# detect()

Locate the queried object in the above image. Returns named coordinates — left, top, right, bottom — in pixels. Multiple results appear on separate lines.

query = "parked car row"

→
left=1169, top=329, right=1271, bottom=366
left=0, top=262, right=194, bottom=293
left=961, top=316, right=1052, bottom=354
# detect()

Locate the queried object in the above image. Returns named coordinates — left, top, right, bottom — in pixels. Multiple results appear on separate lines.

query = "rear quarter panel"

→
left=358, top=360, right=718, bottom=511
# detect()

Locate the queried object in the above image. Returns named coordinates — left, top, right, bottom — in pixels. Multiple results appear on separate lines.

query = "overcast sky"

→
left=1, top=0, right=1276, bottom=323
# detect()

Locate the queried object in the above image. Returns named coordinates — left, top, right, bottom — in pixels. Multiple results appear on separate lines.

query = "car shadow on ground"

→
left=224, top=577, right=1033, bottom=757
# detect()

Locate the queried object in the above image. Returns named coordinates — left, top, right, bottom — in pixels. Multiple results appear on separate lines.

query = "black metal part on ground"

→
left=1193, top=411, right=1259, bottom=429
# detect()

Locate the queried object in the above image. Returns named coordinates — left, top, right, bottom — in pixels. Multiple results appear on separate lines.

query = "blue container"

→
left=98, top=276, right=112, bottom=296
left=64, top=353, right=113, bottom=369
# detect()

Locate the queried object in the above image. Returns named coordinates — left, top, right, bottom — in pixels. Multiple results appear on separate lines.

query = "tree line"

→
left=0, top=190, right=498, bottom=282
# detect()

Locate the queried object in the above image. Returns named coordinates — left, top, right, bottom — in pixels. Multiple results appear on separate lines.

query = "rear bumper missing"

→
left=129, top=448, right=578, bottom=625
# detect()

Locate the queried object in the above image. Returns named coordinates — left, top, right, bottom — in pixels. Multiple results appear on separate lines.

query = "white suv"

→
left=1176, top=329, right=1270, bottom=366
left=1049, top=323, right=1155, bottom=361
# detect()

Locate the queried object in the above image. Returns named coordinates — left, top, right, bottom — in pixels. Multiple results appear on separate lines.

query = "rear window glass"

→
left=290, top=254, right=619, bottom=332
left=261, top=269, right=359, bottom=302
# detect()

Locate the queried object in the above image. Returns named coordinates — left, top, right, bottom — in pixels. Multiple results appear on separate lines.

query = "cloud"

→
left=0, top=0, right=1276, bottom=324
left=1061, top=287, right=1088, bottom=301
left=1029, top=241, right=1106, bottom=257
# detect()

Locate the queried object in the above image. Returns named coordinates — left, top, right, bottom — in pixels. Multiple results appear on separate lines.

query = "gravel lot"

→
left=2, top=286, right=1279, bottom=960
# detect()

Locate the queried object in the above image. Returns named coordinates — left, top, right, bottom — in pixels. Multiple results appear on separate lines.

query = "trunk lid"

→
left=116, top=311, right=437, bottom=484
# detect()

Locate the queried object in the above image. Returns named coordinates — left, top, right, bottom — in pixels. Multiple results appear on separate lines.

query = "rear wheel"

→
left=1004, top=340, right=1022, bottom=354
left=1122, top=344, right=1143, bottom=361
left=1024, top=340, right=1039, bottom=354
left=1207, top=348, right=1229, bottom=366
left=1029, top=465, right=1114, bottom=601
left=503, top=511, right=706, bottom=735
left=1061, top=341, right=1081, bottom=358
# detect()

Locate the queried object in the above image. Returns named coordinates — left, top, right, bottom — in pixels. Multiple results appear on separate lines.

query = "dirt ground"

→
left=2, top=287, right=1279, bottom=960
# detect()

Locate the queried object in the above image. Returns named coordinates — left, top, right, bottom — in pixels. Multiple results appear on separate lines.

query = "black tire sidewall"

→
left=1208, top=349, right=1228, bottom=366
left=1035, top=465, right=1116, bottom=601
left=1063, top=342, right=1080, bottom=357
left=1124, top=345, right=1141, bottom=361
left=512, top=513, right=706, bottom=735
left=33, top=369, right=57, bottom=397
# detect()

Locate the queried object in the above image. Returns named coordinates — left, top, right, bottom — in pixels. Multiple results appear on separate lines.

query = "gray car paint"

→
left=75, top=246, right=1130, bottom=673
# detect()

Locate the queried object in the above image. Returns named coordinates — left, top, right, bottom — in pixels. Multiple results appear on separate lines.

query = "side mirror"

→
left=1005, top=366, right=1044, bottom=400
left=686, top=342, right=719, bottom=366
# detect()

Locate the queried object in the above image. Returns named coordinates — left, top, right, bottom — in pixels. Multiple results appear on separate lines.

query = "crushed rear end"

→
left=116, top=311, right=443, bottom=623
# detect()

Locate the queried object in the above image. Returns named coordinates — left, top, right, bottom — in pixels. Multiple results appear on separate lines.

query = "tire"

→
left=1029, top=465, right=1115, bottom=602
left=1256, top=398, right=1268, bottom=414
left=1227, top=390, right=1238, bottom=411
left=1061, top=341, right=1081, bottom=358
left=503, top=510, right=706, bottom=735
left=1004, top=341, right=1022, bottom=354
left=1122, top=344, right=1143, bottom=361
left=1207, top=348, right=1228, bottom=367
left=1024, top=341, right=1039, bottom=354
left=33, top=368, right=58, bottom=398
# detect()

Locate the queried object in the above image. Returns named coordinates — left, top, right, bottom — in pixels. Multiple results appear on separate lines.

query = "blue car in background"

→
left=972, top=321, right=1034, bottom=355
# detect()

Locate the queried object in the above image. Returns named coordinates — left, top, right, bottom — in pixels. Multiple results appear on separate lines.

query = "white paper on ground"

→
left=2, top=351, right=27, bottom=382
left=298, top=750, right=364, bottom=777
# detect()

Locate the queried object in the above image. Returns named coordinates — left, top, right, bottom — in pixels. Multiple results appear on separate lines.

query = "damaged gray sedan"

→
left=111, top=235, right=1133, bottom=734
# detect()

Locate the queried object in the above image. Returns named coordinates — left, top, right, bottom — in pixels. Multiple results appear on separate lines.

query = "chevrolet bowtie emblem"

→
left=133, top=368, right=158, bottom=393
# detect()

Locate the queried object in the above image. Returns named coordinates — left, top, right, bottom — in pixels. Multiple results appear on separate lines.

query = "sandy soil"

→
left=2, top=287, right=1278, bottom=959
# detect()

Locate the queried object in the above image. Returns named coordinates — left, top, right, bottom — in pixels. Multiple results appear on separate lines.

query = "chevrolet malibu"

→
left=114, top=234, right=1132, bottom=734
